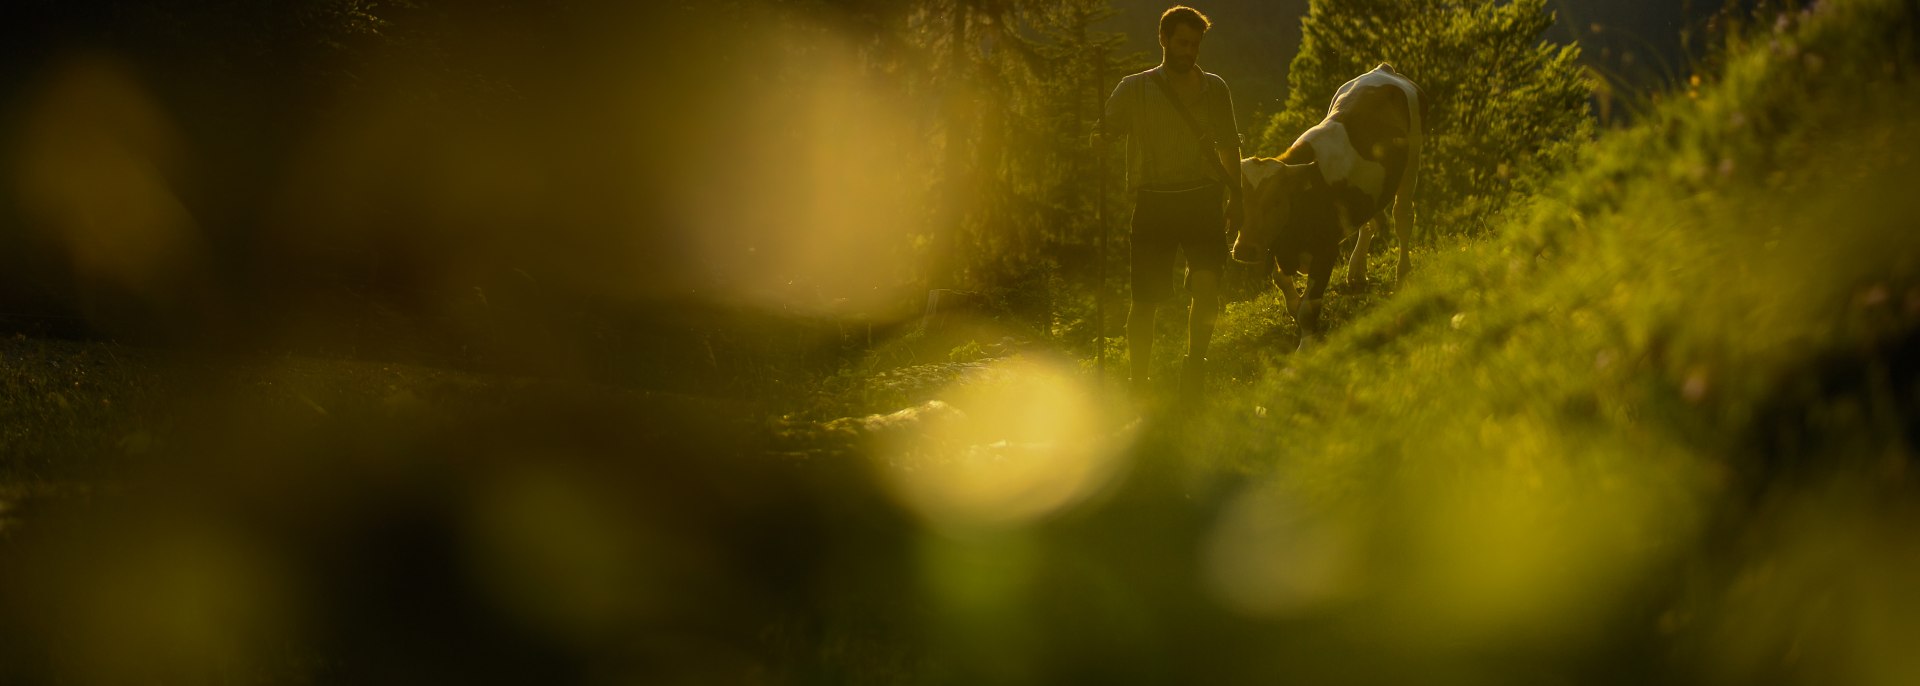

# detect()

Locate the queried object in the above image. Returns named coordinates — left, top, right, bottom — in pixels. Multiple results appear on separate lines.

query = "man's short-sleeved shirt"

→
left=1103, top=66, right=1239, bottom=192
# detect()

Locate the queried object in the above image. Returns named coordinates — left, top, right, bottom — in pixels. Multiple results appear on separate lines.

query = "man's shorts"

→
left=1130, top=183, right=1227, bottom=304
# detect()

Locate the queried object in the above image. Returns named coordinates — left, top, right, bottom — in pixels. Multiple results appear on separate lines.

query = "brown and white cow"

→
left=1230, top=63, right=1427, bottom=346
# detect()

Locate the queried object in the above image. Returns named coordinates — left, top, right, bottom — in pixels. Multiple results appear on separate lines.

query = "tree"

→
left=893, top=1, right=1128, bottom=297
left=1254, top=0, right=1592, bottom=242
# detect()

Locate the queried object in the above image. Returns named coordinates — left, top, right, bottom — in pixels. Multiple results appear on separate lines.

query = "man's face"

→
left=1161, top=24, right=1204, bottom=71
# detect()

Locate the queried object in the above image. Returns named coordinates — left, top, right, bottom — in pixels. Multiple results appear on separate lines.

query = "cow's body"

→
left=1232, top=64, right=1427, bottom=344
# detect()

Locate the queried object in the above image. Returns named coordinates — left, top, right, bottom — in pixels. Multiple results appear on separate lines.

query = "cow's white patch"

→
left=1241, top=158, right=1285, bottom=191
left=1342, top=67, right=1420, bottom=107
left=1298, top=121, right=1386, bottom=199
left=1344, top=66, right=1424, bottom=185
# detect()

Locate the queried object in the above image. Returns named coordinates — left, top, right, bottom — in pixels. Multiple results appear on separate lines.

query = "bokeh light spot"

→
left=877, top=355, right=1129, bottom=532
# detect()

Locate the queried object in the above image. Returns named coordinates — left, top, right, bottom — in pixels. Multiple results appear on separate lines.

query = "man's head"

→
left=1158, top=6, right=1211, bottom=71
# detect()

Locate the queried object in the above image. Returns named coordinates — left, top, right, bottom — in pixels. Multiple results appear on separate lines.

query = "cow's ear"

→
left=1241, top=158, right=1283, bottom=193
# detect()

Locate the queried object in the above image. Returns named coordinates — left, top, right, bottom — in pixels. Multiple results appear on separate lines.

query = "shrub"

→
left=1254, top=0, right=1594, bottom=241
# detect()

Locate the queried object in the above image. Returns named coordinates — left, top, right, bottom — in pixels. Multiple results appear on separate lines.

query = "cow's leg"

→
left=1393, top=196, right=1412, bottom=283
left=1395, top=143, right=1421, bottom=283
left=1296, top=254, right=1335, bottom=352
left=1347, top=216, right=1380, bottom=291
left=1273, top=266, right=1301, bottom=318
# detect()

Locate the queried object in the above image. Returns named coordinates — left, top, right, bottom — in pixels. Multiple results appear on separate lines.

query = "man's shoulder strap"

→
left=1148, top=69, right=1233, bottom=184
left=1146, top=70, right=1202, bottom=134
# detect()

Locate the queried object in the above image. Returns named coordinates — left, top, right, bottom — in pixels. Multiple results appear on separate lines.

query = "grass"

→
left=804, top=0, right=1920, bottom=680
left=1173, top=0, right=1920, bottom=679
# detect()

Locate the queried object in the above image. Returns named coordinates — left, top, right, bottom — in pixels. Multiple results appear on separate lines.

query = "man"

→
left=1098, top=5, right=1242, bottom=403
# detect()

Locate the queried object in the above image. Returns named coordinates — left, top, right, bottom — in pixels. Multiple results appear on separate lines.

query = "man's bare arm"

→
left=1219, top=145, right=1244, bottom=230
left=1217, top=146, right=1241, bottom=190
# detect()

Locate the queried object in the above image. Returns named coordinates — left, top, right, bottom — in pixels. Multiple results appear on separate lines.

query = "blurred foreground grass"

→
left=3, top=0, right=1919, bottom=683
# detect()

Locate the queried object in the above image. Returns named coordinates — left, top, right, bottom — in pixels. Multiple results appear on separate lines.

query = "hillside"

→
left=810, top=0, right=1920, bottom=680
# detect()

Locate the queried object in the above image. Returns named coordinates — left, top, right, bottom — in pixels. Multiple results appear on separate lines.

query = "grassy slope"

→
left=1180, top=0, right=1920, bottom=680
left=781, top=4, right=1919, bottom=680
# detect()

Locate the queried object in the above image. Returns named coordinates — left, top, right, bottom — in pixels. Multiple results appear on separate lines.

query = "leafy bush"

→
left=1254, top=0, right=1593, bottom=241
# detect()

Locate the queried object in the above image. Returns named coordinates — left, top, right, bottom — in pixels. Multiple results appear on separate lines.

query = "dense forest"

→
left=1, top=0, right=1915, bottom=683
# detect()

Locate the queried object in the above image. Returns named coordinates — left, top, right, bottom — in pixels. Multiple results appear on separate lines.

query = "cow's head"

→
left=1230, top=157, right=1318, bottom=265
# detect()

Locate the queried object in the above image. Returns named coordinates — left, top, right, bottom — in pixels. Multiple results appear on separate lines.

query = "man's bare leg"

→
left=1181, top=269, right=1220, bottom=400
left=1187, top=269, right=1221, bottom=359
left=1127, top=301, right=1157, bottom=393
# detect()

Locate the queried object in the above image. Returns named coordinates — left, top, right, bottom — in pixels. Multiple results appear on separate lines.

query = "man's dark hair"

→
left=1159, top=5, right=1211, bottom=40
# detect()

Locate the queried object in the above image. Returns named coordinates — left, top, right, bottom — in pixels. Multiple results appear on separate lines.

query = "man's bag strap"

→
left=1148, top=69, right=1234, bottom=187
